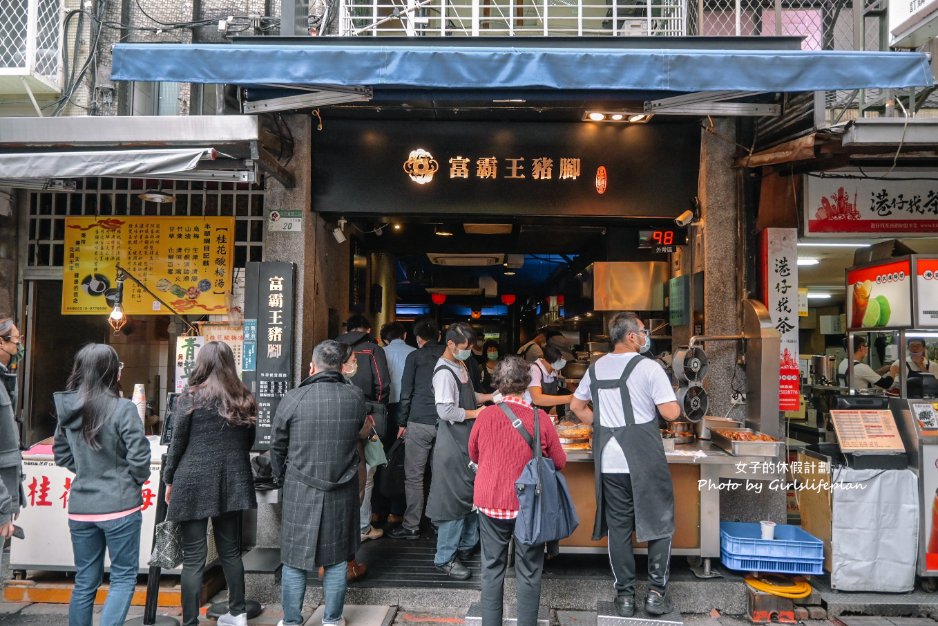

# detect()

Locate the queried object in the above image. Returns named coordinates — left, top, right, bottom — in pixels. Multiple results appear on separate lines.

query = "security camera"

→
left=332, top=227, right=346, bottom=244
left=674, top=209, right=695, bottom=227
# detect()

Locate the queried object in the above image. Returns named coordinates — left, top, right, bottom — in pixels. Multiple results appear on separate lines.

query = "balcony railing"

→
left=337, top=0, right=873, bottom=53
left=0, top=0, right=63, bottom=95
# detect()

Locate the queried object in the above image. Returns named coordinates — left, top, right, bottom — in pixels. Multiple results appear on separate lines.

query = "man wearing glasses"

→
left=0, top=317, right=25, bottom=551
left=570, top=312, right=680, bottom=619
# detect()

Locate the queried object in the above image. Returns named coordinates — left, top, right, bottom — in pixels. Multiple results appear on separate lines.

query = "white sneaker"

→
left=217, top=613, right=248, bottom=626
left=323, top=618, right=346, bottom=626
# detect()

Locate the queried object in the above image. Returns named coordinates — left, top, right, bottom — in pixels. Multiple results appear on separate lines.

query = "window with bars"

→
left=26, top=177, right=265, bottom=270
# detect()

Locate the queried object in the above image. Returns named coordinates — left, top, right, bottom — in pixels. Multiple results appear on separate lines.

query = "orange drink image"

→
left=852, top=280, right=872, bottom=328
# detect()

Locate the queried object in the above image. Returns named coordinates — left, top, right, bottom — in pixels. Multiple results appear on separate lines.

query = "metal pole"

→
left=124, top=455, right=178, bottom=626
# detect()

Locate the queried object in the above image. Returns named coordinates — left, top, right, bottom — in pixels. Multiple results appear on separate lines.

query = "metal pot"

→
left=562, top=360, right=589, bottom=379
left=812, top=355, right=836, bottom=384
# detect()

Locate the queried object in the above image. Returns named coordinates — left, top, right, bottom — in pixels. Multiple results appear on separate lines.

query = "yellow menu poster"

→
left=62, top=216, right=235, bottom=315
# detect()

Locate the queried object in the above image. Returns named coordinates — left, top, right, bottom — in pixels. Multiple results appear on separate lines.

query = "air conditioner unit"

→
left=618, top=18, right=648, bottom=35
left=426, top=253, right=505, bottom=267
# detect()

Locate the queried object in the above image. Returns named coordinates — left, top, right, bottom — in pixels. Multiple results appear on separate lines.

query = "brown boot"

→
left=347, top=559, right=368, bottom=582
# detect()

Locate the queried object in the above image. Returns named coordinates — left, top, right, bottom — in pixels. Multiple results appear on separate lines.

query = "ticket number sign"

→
left=62, top=216, right=234, bottom=315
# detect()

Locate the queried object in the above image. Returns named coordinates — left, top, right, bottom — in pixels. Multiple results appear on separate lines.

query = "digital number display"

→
left=637, top=229, right=686, bottom=250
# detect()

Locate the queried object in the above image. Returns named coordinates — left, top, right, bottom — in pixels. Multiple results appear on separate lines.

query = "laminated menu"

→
left=830, top=409, right=905, bottom=453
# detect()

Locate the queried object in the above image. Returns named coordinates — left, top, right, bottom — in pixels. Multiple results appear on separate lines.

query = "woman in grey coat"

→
left=270, top=340, right=367, bottom=626
left=53, top=344, right=151, bottom=626
left=0, top=318, right=24, bottom=545
left=164, top=341, right=257, bottom=626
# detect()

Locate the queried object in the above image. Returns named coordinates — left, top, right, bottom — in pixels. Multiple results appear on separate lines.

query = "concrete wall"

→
left=0, top=191, right=17, bottom=317
left=263, top=114, right=350, bottom=379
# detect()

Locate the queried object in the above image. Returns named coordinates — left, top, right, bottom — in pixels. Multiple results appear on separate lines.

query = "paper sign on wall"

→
left=62, top=216, right=234, bottom=315
left=916, top=258, right=938, bottom=328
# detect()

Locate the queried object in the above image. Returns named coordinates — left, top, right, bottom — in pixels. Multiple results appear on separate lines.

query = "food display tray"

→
left=711, top=428, right=784, bottom=457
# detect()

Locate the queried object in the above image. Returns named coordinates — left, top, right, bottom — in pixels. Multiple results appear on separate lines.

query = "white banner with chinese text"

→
left=762, top=228, right=800, bottom=412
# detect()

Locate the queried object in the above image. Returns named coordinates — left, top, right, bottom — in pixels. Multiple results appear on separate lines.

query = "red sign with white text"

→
left=846, top=259, right=912, bottom=330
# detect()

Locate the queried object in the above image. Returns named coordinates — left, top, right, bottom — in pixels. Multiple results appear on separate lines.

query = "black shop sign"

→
left=311, top=120, right=700, bottom=218
left=242, top=262, right=296, bottom=450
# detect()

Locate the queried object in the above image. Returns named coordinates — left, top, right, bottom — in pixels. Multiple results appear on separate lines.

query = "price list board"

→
left=830, top=409, right=906, bottom=453
left=62, top=216, right=234, bottom=315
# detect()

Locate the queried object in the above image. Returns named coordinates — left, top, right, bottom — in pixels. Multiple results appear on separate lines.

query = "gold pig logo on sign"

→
left=403, top=148, right=439, bottom=185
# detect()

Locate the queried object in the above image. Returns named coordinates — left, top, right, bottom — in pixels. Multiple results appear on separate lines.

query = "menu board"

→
left=830, top=409, right=906, bottom=452
left=200, top=324, right=245, bottom=378
left=846, top=259, right=912, bottom=330
left=916, top=258, right=938, bottom=328
left=62, top=216, right=234, bottom=315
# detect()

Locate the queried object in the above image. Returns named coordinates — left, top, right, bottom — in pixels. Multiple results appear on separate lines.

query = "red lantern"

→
left=500, top=294, right=517, bottom=306
left=471, top=309, right=482, bottom=320
left=431, top=293, right=447, bottom=305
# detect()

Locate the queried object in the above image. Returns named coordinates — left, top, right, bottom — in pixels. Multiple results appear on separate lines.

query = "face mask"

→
left=634, top=331, right=651, bottom=354
left=910, top=350, right=925, bottom=358
left=344, top=363, right=358, bottom=378
left=487, top=351, right=499, bottom=361
left=455, top=349, right=472, bottom=361
left=9, top=344, right=24, bottom=366
left=552, top=359, right=567, bottom=371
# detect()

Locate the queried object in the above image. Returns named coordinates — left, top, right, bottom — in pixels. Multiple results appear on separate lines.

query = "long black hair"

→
left=186, top=341, right=256, bottom=427
left=66, top=343, right=121, bottom=449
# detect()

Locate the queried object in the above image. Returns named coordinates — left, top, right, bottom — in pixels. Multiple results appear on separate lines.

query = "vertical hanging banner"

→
left=62, top=216, right=234, bottom=315
left=242, top=262, right=295, bottom=450
left=175, top=335, right=206, bottom=393
left=762, top=228, right=800, bottom=412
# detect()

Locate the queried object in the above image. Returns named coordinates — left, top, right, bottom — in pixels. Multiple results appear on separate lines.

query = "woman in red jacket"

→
left=468, top=356, right=567, bottom=626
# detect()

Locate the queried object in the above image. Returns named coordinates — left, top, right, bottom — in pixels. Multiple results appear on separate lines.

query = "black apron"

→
left=533, top=361, right=564, bottom=412
left=589, top=357, right=675, bottom=542
left=425, top=362, right=477, bottom=522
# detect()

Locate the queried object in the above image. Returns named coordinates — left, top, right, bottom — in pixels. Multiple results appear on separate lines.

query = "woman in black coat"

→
left=164, top=341, right=257, bottom=626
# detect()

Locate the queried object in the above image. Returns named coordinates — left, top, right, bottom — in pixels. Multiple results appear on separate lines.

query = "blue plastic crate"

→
left=720, top=550, right=824, bottom=575
left=720, top=522, right=824, bottom=560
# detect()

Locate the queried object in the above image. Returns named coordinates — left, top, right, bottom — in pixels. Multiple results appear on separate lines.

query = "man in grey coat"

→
left=0, top=318, right=24, bottom=549
left=271, top=340, right=367, bottom=626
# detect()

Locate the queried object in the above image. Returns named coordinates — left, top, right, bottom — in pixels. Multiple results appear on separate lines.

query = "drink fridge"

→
left=895, top=399, right=938, bottom=582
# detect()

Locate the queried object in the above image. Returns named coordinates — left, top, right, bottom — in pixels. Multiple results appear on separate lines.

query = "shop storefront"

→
left=0, top=34, right=934, bottom=604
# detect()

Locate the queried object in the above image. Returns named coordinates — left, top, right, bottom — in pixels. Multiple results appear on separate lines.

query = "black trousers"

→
left=479, top=514, right=544, bottom=626
left=602, top=473, right=671, bottom=598
left=179, top=512, right=246, bottom=626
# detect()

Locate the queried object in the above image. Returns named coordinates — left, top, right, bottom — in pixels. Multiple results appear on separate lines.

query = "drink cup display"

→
left=131, top=383, right=146, bottom=423
left=760, top=520, right=776, bottom=540
left=851, top=280, right=872, bottom=328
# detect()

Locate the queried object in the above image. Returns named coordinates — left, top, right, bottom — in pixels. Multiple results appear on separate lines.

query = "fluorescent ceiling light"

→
left=797, top=242, right=871, bottom=248
left=807, top=292, right=832, bottom=299
left=797, top=258, right=820, bottom=266
left=907, top=332, right=938, bottom=338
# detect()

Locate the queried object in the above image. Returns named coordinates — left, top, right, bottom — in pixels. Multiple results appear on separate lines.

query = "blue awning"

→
left=110, top=42, right=933, bottom=93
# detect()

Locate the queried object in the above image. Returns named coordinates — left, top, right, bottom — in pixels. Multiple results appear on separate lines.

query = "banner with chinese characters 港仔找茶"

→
left=62, top=216, right=235, bottom=315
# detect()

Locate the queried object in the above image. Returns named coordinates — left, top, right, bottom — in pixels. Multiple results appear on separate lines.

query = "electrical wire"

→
left=744, top=575, right=813, bottom=599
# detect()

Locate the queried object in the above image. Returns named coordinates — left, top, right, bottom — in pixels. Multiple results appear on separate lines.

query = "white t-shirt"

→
left=523, top=360, right=557, bottom=405
left=574, top=352, right=676, bottom=473
left=837, top=359, right=882, bottom=389
left=432, top=358, right=470, bottom=422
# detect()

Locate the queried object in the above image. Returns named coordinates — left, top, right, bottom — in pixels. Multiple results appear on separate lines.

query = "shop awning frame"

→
left=110, top=41, right=935, bottom=94
left=0, top=115, right=300, bottom=187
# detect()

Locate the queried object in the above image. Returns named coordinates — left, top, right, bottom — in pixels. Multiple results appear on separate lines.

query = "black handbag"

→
left=499, top=403, right=579, bottom=545
left=378, top=437, right=406, bottom=498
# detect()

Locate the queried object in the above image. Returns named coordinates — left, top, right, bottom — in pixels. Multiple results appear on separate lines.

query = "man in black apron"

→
left=426, top=323, right=494, bottom=579
left=570, top=312, right=681, bottom=618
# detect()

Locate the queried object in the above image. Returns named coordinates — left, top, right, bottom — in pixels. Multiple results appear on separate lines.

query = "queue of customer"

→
left=0, top=309, right=682, bottom=626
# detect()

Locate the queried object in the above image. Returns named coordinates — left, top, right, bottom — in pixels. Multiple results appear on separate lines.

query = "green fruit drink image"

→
left=875, top=295, right=891, bottom=327
left=862, top=297, right=881, bottom=328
